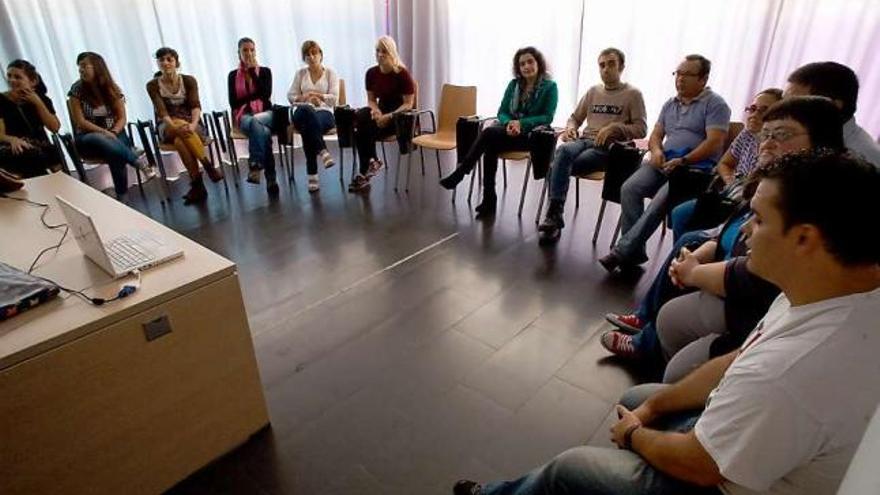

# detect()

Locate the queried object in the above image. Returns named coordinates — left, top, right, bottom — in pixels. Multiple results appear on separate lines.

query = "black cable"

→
left=2, top=193, right=138, bottom=306
left=0, top=193, right=69, bottom=273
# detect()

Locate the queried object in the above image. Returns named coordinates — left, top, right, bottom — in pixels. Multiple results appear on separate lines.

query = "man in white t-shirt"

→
left=453, top=150, right=880, bottom=495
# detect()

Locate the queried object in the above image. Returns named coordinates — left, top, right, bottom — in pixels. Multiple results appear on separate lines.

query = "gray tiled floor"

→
left=123, top=145, right=671, bottom=494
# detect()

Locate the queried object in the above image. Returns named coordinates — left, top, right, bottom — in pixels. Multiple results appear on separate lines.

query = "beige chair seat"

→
left=498, top=150, right=530, bottom=161
left=574, top=170, right=605, bottom=181
left=412, top=131, right=456, bottom=150
left=231, top=128, right=247, bottom=140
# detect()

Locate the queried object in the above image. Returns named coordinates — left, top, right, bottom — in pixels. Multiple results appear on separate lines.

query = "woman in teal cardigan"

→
left=440, top=46, right=558, bottom=218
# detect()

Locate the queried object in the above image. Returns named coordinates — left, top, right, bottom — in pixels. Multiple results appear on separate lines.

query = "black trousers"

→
left=458, top=124, right=529, bottom=192
left=354, top=107, right=396, bottom=175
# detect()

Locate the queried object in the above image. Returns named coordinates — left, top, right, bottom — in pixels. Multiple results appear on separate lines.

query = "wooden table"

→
left=0, top=173, right=269, bottom=494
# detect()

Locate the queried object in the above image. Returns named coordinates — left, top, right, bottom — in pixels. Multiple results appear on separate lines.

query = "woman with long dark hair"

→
left=440, top=46, right=558, bottom=218
left=0, top=59, right=62, bottom=178
left=68, top=52, right=154, bottom=198
left=228, top=37, right=277, bottom=195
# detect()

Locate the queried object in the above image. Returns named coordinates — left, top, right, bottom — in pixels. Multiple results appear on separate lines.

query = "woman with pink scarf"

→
left=227, top=37, right=277, bottom=194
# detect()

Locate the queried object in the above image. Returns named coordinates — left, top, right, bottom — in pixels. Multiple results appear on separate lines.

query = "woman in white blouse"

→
left=287, top=40, right=339, bottom=192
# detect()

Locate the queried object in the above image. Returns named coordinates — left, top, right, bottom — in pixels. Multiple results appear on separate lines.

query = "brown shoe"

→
left=183, top=176, right=208, bottom=205
left=202, top=158, right=224, bottom=183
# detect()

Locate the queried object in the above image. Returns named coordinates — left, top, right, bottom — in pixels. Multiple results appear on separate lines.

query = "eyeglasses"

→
left=757, top=129, right=808, bottom=143
left=744, top=105, right=770, bottom=114
left=672, top=70, right=701, bottom=78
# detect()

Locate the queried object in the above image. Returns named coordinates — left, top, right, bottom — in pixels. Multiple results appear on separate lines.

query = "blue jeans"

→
left=292, top=106, right=335, bottom=174
left=239, top=110, right=275, bottom=181
left=614, top=162, right=670, bottom=263
left=548, top=139, right=610, bottom=202
left=630, top=230, right=712, bottom=357
left=670, top=199, right=698, bottom=242
left=481, top=384, right=717, bottom=495
left=75, top=131, right=139, bottom=195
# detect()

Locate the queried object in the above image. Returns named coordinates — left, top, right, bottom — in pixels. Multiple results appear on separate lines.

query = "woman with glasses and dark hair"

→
left=147, top=47, right=222, bottom=205
left=601, top=96, right=846, bottom=383
left=669, top=88, right=783, bottom=239
left=440, top=46, right=558, bottom=218
left=287, top=39, right=339, bottom=193
left=228, top=37, right=277, bottom=194
left=0, top=59, right=62, bottom=178
left=68, top=52, right=154, bottom=199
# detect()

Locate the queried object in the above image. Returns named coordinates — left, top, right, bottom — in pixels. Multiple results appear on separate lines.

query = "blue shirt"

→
left=657, top=88, right=731, bottom=163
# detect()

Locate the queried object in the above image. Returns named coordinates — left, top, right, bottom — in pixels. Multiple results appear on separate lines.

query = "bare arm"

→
left=683, top=128, right=727, bottom=164
left=648, top=122, right=666, bottom=166
left=715, top=148, right=737, bottom=185
left=68, top=97, right=112, bottom=135
left=109, top=97, right=126, bottom=135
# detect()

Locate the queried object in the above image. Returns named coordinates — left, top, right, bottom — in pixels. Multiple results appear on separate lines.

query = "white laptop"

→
left=55, top=196, right=183, bottom=278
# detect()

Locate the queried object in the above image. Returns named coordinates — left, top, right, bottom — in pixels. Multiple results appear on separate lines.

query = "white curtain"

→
left=1, top=0, right=384, bottom=131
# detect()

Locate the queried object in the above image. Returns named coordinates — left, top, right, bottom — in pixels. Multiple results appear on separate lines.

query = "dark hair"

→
left=301, top=40, right=322, bottom=61
left=75, top=51, right=122, bottom=106
left=7, top=59, right=48, bottom=95
left=788, top=61, right=859, bottom=120
left=757, top=87, right=784, bottom=101
left=684, top=54, right=711, bottom=77
left=755, top=149, right=879, bottom=265
left=154, top=46, right=180, bottom=67
left=763, top=96, right=845, bottom=150
left=238, top=37, right=254, bottom=49
left=511, top=46, right=548, bottom=80
left=598, top=47, right=625, bottom=67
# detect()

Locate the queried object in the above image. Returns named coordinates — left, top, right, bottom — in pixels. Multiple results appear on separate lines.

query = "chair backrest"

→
left=338, top=79, right=346, bottom=106
left=725, top=121, right=744, bottom=151
left=436, top=84, right=477, bottom=134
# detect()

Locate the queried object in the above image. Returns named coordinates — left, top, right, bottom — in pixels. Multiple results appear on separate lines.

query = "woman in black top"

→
left=227, top=37, right=277, bottom=194
left=0, top=60, right=62, bottom=178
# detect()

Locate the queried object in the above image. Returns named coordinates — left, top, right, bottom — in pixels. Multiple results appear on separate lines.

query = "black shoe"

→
left=538, top=201, right=565, bottom=233
left=598, top=252, right=622, bottom=273
left=439, top=168, right=466, bottom=190
left=266, top=179, right=279, bottom=196
left=474, top=192, right=496, bottom=219
left=453, top=480, right=482, bottom=495
left=183, top=177, right=207, bottom=205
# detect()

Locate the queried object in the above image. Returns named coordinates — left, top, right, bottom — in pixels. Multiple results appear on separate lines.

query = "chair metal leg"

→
left=435, top=149, right=441, bottom=176
left=575, top=177, right=581, bottom=208
left=419, top=146, right=425, bottom=176
left=503, top=159, right=508, bottom=188
left=467, top=162, right=477, bottom=203
left=535, top=178, right=547, bottom=225
left=405, top=152, right=413, bottom=192
left=517, top=159, right=532, bottom=217
left=610, top=213, right=622, bottom=248
left=592, top=199, right=608, bottom=245
left=381, top=141, right=387, bottom=167
left=394, top=151, right=403, bottom=192
left=339, top=145, right=345, bottom=183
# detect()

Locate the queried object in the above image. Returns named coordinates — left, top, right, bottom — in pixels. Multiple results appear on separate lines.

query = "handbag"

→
left=527, top=125, right=556, bottom=180
left=333, top=105, right=357, bottom=148
left=455, top=115, right=480, bottom=164
left=601, top=142, right=642, bottom=204
left=393, top=111, right=417, bottom=154
left=667, top=166, right=715, bottom=209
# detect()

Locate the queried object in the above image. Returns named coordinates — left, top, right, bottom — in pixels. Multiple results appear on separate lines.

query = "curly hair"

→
left=511, top=46, right=548, bottom=81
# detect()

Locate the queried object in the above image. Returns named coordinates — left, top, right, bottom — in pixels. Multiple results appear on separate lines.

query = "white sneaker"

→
left=308, top=174, right=320, bottom=192
left=319, top=149, right=335, bottom=169
left=134, top=154, right=157, bottom=181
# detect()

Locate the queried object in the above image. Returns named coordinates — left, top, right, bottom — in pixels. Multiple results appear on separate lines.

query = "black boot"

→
left=183, top=175, right=207, bottom=205
left=439, top=165, right=468, bottom=190
left=538, top=199, right=566, bottom=233
left=475, top=190, right=497, bottom=219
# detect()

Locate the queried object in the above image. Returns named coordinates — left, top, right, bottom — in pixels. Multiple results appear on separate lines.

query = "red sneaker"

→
left=604, top=313, right=644, bottom=334
left=600, top=331, right=641, bottom=359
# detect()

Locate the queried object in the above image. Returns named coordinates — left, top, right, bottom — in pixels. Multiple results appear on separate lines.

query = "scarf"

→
left=234, top=62, right=264, bottom=125
left=508, top=75, right=544, bottom=118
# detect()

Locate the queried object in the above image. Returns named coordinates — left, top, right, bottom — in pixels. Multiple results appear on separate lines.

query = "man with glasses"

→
left=785, top=61, right=880, bottom=168
left=537, top=48, right=647, bottom=244
left=454, top=149, right=880, bottom=495
left=600, top=54, right=730, bottom=273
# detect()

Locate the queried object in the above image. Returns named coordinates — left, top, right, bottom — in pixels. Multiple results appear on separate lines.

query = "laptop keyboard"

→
left=106, top=234, right=156, bottom=270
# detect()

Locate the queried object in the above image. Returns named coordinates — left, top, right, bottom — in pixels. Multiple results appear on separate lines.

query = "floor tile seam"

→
left=252, top=232, right=460, bottom=339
